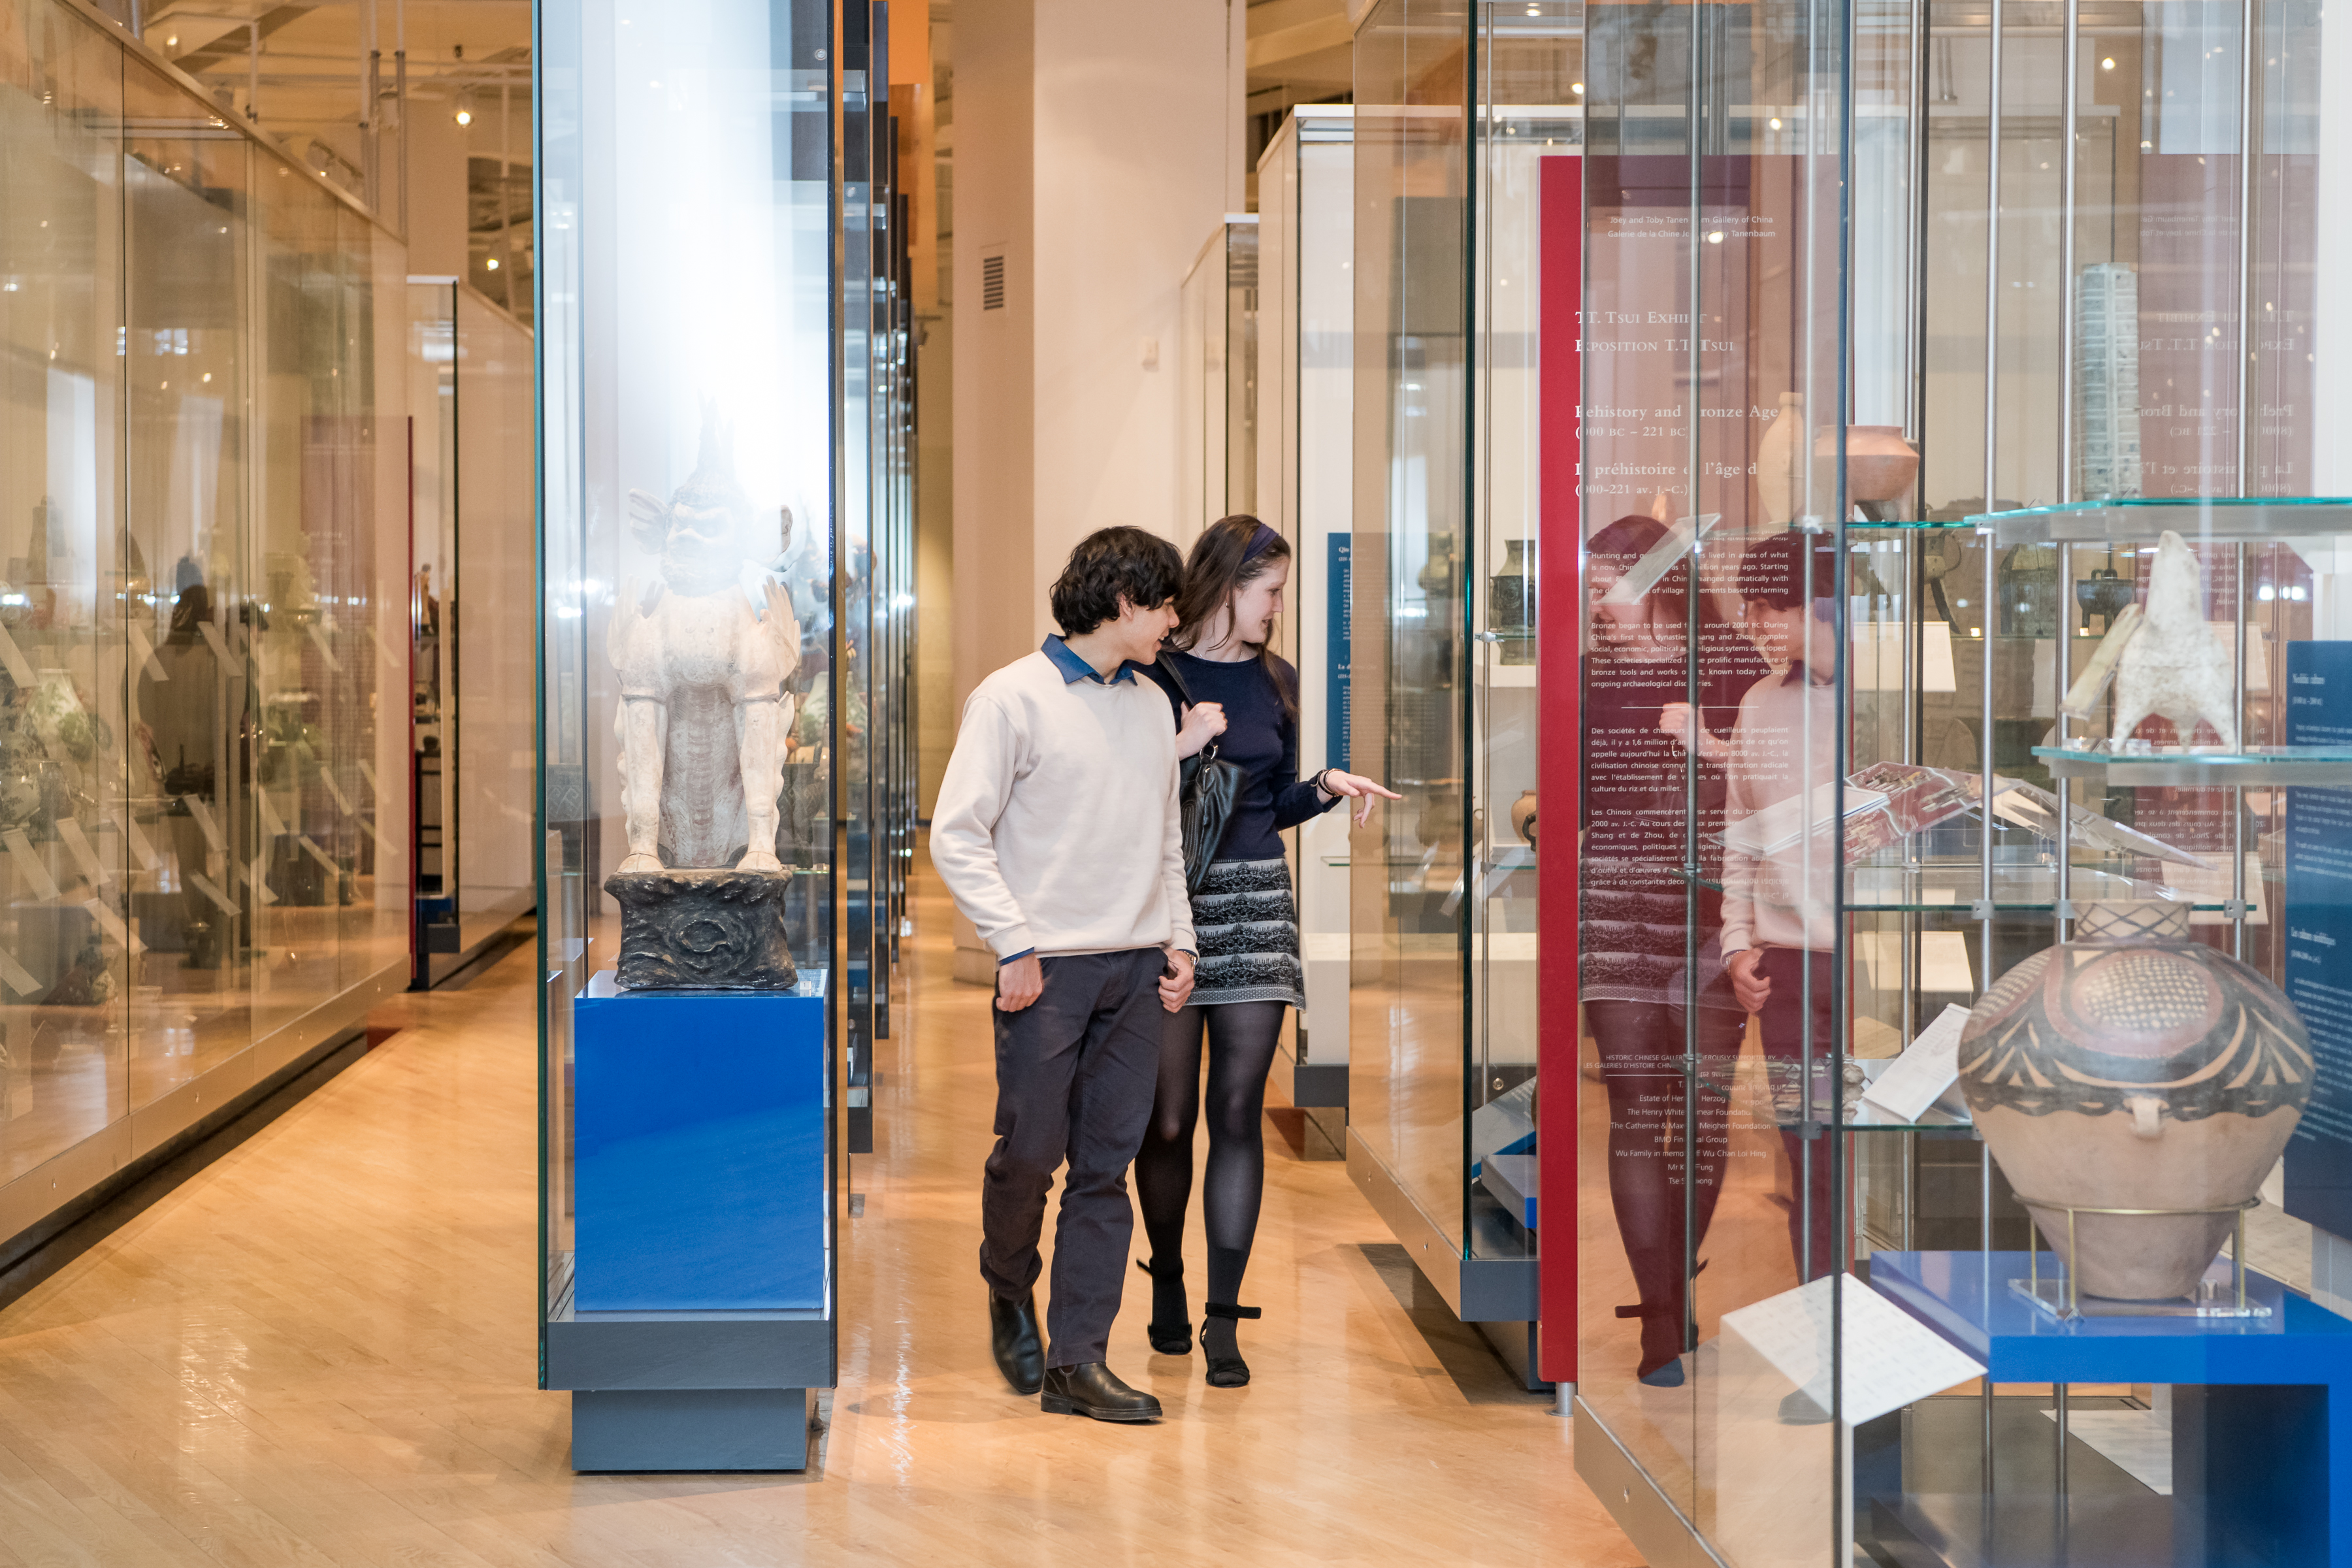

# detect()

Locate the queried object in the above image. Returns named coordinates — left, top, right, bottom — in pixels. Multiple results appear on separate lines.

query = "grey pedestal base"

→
left=570, top=1387, right=811, bottom=1472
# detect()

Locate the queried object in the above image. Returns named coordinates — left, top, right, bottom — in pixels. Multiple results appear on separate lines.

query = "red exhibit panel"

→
left=1536, top=152, right=1581, bottom=1385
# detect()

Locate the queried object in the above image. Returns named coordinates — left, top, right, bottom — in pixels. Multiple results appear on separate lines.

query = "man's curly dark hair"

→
left=1049, top=527, right=1184, bottom=636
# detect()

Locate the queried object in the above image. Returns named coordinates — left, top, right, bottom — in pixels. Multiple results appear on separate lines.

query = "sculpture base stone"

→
left=604, top=869, right=798, bottom=990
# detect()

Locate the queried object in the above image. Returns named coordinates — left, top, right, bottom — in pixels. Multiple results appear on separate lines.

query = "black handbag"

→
left=1155, top=657, right=1242, bottom=893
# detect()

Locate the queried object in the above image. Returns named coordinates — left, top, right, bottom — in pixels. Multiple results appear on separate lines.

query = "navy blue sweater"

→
left=1146, top=650, right=1338, bottom=863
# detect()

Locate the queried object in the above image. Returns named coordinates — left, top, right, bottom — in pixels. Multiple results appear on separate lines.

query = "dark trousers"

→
left=979, top=947, right=1167, bottom=1367
left=1757, top=945, right=1839, bottom=1281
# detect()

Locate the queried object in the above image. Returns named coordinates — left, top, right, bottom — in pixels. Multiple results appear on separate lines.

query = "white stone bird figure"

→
left=608, top=408, right=802, bottom=875
left=2110, top=529, right=2238, bottom=751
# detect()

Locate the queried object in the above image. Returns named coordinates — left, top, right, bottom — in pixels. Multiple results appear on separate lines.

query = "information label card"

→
left=1720, top=1273, right=1985, bottom=1428
left=2283, top=642, right=2352, bottom=1239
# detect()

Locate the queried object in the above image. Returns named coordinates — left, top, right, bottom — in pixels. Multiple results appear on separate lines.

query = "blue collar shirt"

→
left=1042, top=633, right=1140, bottom=686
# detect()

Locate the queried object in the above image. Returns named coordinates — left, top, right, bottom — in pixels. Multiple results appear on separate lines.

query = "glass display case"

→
left=1, top=0, right=411, bottom=1266
left=1255, top=105, right=1354, bottom=1139
left=1565, top=1, right=2352, bottom=1564
left=406, top=281, right=536, bottom=987
left=1348, top=0, right=1582, bottom=1388
left=538, top=0, right=914, bottom=1473
left=1179, top=215, right=1260, bottom=539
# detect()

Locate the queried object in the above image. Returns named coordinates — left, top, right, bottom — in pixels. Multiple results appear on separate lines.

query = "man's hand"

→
left=996, top=954, right=1044, bottom=1012
left=1159, top=948, right=1196, bottom=1012
left=1727, top=947, right=1771, bottom=1014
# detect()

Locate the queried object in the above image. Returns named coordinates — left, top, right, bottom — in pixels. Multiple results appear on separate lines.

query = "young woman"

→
left=1580, top=515, right=1762, bottom=1388
left=1136, top=514, right=1398, bottom=1387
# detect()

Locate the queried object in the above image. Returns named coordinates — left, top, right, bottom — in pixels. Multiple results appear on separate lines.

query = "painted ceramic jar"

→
left=1956, top=900, right=2313, bottom=1301
left=1509, top=789, right=1537, bottom=845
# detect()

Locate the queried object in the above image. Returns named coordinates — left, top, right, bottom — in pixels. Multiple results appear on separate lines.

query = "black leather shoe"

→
left=989, top=1291, right=1043, bottom=1395
left=1039, top=1362, right=1162, bottom=1422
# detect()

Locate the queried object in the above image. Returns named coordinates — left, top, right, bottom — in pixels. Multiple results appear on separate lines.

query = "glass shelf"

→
left=1970, top=496, right=2352, bottom=547
left=1680, top=860, right=2214, bottom=912
left=2036, top=743, right=2352, bottom=787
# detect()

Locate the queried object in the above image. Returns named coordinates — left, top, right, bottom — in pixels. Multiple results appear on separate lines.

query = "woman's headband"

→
left=1241, top=522, right=1282, bottom=563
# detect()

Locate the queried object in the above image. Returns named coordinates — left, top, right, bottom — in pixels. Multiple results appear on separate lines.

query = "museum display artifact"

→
left=1957, top=900, right=2314, bottom=1302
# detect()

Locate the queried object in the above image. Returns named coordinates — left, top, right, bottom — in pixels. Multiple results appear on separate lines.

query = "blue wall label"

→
left=1327, top=532, right=1351, bottom=772
left=2283, top=642, right=2352, bottom=1241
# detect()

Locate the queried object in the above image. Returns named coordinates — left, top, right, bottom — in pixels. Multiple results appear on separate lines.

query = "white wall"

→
left=956, top=0, right=1238, bottom=666
left=947, top=0, right=1238, bottom=978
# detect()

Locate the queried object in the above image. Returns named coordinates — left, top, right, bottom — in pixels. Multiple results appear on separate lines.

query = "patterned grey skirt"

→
left=1188, top=857, right=1305, bottom=1009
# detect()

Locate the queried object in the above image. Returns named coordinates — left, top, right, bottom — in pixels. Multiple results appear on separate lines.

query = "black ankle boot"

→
left=1201, top=1301, right=1259, bottom=1387
left=988, top=1290, right=1043, bottom=1395
left=1135, top=1258, right=1191, bottom=1354
left=1041, top=1362, right=1163, bottom=1422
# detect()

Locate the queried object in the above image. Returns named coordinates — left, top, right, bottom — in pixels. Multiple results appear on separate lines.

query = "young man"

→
left=930, top=527, right=1198, bottom=1423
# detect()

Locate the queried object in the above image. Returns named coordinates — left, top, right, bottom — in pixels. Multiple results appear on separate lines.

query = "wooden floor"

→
left=0, top=853, right=1642, bottom=1567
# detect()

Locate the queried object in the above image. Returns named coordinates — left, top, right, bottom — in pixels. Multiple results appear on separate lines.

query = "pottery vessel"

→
left=1509, top=789, right=1537, bottom=845
left=1756, top=393, right=1804, bottom=525
left=1816, top=423, right=1921, bottom=507
left=1957, top=900, right=2313, bottom=1301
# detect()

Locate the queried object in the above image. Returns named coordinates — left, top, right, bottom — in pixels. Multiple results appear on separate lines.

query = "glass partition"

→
left=406, top=282, right=536, bottom=986
left=1349, top=0, right=1580, bottom=1390
left=1179, top=217, right=1260, bottom=541
left=1575, top=0, right=1856, bottom=1555
left=1256, top=106, right=1356, bottom=1121
left=1, top=0, right=408, bottom=1250
left=1354, top=0, right=1475, bottom=1272
left=1567, top=2, right=2352, bottom=1564
left=536, top=0, right=840, bottom=1360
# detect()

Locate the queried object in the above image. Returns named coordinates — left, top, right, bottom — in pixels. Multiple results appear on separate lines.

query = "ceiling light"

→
left=454, top=105, right=473, bottom=126
left=1770, top=116, right=1783, bottom=129
left=1571, top=82, right=1583, bottom=95
left=165, top=34, right=178, bottom=47
left=486, top=257, right=499, bottom=270
left=2102, top=56, right=2116, bottom=71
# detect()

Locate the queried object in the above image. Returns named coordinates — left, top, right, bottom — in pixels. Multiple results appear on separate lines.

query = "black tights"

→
left=1586, top=999, right=1740, bottom=1368
left=1133, top=1000, right=1287, bottom=1314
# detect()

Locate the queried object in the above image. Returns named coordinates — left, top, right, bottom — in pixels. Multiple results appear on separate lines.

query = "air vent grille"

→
left=981, top=253, right=1005, bottom=311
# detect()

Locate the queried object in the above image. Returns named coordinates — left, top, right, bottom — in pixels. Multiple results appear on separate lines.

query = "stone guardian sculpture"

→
left=604, top=409, right=804, bottom=988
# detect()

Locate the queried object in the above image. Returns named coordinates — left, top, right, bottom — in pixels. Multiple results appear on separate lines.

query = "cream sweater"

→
left=1720, top=667, right=1840, bottom=956
left=930, top=651, right=1195, bottom=961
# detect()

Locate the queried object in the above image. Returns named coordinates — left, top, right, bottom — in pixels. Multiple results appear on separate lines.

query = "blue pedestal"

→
left=1870, top=1251, right=2352, bottom=1567
left=573, top=970, right=827, bottom=1310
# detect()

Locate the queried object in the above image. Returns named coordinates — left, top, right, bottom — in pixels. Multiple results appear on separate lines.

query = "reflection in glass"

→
left=0, top=2, right=407, bottom=1225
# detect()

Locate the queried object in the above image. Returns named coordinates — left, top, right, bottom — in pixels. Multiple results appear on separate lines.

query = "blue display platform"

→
left=1870, top=1251, right=2352, bottom=1567
left=574, top=969, right=828, bottom=1312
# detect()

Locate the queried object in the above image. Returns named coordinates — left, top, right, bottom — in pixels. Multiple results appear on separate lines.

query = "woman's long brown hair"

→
left=1169, top=514, right=1298, bottom=719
